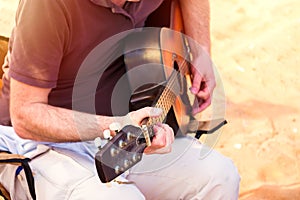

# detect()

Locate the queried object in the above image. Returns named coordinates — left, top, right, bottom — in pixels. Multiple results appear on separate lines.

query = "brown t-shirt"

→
left=0, top=0, right=164, bottom=125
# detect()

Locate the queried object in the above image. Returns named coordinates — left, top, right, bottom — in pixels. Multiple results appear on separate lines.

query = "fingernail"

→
left=151, top=108, right=162, bottom=116
left=190, top=87, right=198, bottom=94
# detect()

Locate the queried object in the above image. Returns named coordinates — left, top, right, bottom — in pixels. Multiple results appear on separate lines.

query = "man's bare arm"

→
left=10, top=78, right=119, bottom=142
left=180, top=0, right=211, bottom=54
left=10, top=78, right=170, bottom=150
left=179, top=0, right=215, bottom=113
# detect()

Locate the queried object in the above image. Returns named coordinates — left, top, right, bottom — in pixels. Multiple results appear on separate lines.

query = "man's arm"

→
left=179, top=0, right=215, bottom=114
left=10, top=78, right=118, bottom=142
left=10, top=78, right=174, bottom=154
left=180, top=0, right=211, bottom=54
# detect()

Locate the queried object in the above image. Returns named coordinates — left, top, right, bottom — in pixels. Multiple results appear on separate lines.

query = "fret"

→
left=147, top=79, right=177, bottom=127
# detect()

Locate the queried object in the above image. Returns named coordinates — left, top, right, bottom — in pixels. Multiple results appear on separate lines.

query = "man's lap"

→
left=128, top=137, right=240, bottom=199
left=0, top=125, right=240, bottom=199
left=0, top=125, right=145, bottom=199
left=30, top=147, right=145, bottom=200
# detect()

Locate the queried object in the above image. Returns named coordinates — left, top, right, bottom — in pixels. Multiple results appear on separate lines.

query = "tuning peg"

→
left=94, top=137, right=103, bottom=150
left=114, top=166, right=120, bottom=174
left=127, top=131, right=135, bottom=141
left=124, top=160, right=130, bottom=168
left=110, top=147, right=119, bottom=157
left=132, top=153, right=141, bottom=163
left=118, top=139, right=127, bottom=148
left=103, top=129, right=112, bottom=140
left=109, top=122, right=122, bottom=132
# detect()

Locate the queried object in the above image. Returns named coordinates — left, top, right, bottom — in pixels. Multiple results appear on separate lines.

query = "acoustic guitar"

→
left=95, top=0, right=226, bottom=183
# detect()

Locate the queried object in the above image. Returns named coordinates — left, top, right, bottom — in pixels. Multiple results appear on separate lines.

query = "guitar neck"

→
left=146, top=71, right=179, bottom=127
left=147, top=89, right=175, bottom=126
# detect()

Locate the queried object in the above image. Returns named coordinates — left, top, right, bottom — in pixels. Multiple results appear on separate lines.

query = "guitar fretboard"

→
left=146, top=70, right=180, bottom=127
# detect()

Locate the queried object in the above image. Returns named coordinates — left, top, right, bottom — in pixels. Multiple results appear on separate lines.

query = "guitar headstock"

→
left=95, top=125, right=150, bottom=183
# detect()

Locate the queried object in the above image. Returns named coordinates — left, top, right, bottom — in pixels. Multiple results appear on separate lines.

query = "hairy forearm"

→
left=12, top=103, right=117, bottom=142
left=180, top=0, right=211, bottom=54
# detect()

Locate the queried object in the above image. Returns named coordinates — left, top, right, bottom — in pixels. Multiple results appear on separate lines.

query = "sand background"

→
left=1, top=0, right=300, bottom=199
left=210, top=0, right=300, bottom=199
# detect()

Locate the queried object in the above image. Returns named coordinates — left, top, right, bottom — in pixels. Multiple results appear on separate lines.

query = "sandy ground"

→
left=1, top=0, right=300, bottom=199
left=210, top=0, right=300, bottom=199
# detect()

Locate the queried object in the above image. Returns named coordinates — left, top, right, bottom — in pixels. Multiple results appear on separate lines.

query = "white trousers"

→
left=0, top=125, right=240, bottom=200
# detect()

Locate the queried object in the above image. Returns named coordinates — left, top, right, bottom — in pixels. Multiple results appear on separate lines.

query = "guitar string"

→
left=152, top=54, right=190, bottom=125
left=147, top=51, right=190, bottom=127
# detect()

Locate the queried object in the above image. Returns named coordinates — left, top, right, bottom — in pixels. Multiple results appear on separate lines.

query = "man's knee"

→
left=198, top=156, right=240, bottom=200
left=214, top=157, right=240, bottom=189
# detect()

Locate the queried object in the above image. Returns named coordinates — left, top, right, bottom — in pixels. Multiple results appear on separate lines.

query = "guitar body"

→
left=125, top=33, right=194, bottom=137
left=125, top=0, right=195, bottom=137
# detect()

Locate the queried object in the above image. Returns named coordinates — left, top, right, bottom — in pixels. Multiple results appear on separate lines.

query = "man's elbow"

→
left=10, top=109, right=32, bottom=139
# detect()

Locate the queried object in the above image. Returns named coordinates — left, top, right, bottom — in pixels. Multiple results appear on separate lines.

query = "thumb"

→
left=125, top=107, right=163, bottom=127
left=190, top=70, right=204, bottom=95
left=136, top=107, right=163, bottom=118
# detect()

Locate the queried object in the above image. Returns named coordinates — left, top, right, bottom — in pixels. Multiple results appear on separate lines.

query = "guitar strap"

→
left=0, top=151, right=36, bottom=200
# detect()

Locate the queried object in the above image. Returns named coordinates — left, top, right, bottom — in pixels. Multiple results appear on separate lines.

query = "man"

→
left=0, top=0, right=240, bottom=199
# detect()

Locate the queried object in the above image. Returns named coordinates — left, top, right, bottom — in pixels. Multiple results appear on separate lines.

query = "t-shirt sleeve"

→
left=9, top=0, right=69, bottom=88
